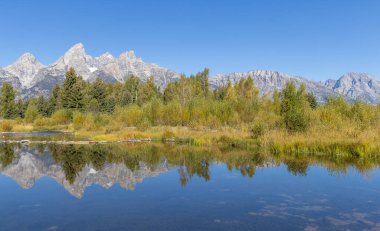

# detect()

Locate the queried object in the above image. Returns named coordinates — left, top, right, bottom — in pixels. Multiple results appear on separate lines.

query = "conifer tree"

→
left=0, top=82, right=16, bottom=119
left=36, top=95, right=49, bottom=117
left=62, top=68, right=84, bottom=109
left=90, top=78, right=107, bottom=112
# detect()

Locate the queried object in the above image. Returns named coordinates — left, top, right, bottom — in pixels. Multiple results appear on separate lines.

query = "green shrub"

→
left=24, top=103, right=39, bottom=123
left=51, top=109, right=72, bottom=125
left=250, top=123, right=266, bottom=139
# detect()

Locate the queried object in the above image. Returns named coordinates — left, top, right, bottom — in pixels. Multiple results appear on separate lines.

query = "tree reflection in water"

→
left=0, top=143, right=380, bottom=186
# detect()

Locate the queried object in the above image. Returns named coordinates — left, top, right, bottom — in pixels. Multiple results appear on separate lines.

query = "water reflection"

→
left=1, top=143, right=380, bottom=198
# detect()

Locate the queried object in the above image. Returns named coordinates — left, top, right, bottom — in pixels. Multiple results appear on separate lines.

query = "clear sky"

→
left=0, top=0, right=379, bottom=81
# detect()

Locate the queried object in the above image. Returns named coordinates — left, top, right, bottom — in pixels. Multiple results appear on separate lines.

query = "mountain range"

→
left=0, top=43, right=379, bottom=103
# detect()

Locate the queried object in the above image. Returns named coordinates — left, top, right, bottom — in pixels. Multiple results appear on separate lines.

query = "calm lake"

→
left=0, top=143, right=379, bottom=231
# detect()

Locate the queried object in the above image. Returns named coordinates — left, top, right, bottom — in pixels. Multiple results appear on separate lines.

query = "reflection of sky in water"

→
left=1, top=163, right=380, bottom=230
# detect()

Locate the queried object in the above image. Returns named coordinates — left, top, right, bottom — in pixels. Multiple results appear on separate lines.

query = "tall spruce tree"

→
left=0, top=82, right=16, bottom=119
left=90, top=78, right=107, bottom=112
left=62, top=68, right=84, bottom=110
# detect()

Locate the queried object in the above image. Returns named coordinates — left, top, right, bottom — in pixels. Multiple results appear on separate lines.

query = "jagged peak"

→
left=64, top=43, right=87, bottom=56
left=68, top=42, right=85, bottom=51
left=213, top=69, right=293, bottom=79
left=18, top=52, right=37, bottom=61
left=6, top=52, right=44, bottom=68
left=120, top=50, right=137, bottom=60
left=97, top=52, right=115, bottom=60
left=340, top=72, right=375, bottom=80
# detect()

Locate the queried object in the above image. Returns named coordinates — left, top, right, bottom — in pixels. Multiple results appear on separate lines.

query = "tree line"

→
left=0, top=67, right=378, bottom=133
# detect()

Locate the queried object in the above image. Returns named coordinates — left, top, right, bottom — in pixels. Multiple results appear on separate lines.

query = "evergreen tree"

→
left=306, top=92, right=318, bottom=109
left=14, top=99, right=27, bottom=118
left=0, top=82, right=16, bottom=119
left=61, top=68, right=84, bottom=109
left=90, top=78, right=107, bottom=112
left=50, top=84, right=62, bottom=110
left=36, top=95, right=50, bottom=117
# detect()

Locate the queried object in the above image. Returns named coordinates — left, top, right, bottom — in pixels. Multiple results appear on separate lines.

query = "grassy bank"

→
left=2, top=118, right=380, bottom=157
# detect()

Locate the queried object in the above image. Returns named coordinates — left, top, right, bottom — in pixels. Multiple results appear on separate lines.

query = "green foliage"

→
left=6, top=68, right=379, bottom=139
left=24, top=101, right=39, bottom=123
left=280, top=82, right=310, bottom=132
left=138, top=76, right=160, bottom=104
left=122, top=75, right=140, bottom=105
left=62, top=68, right=85, bottom=110
left=51, top=109, right=72, bottom=125
left=250, top=123, right=266, bottom=139
left=0, top=82, right=16, bottom=119
left=306, top=92, right=318, bottom=109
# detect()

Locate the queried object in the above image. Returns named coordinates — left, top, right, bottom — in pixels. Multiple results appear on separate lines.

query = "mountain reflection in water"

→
left=1, top=143, right=380, bottom=231
left=1, top=143, right=379, bottom=198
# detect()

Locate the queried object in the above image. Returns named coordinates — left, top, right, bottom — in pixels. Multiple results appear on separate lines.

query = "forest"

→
left=0, top=68, right=379, bottom=151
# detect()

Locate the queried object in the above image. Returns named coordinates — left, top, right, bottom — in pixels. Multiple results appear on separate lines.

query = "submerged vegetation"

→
left=0, top=68, right=379, bottom=154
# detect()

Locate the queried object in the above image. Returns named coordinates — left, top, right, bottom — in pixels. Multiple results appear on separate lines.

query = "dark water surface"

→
left=0, top=143, right=379, bottom=231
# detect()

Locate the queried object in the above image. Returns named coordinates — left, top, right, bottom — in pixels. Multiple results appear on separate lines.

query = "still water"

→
left=0, top=143, right=379, bottom=231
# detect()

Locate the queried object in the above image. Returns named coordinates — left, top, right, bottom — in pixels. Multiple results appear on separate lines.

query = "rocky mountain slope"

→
left=324, top=72, right=380, bottom=104
left=0, top=43, right=379, bottom=103
left=1, top=43, right=180, bottom=98
left=209, top=70, right=337, bottom=103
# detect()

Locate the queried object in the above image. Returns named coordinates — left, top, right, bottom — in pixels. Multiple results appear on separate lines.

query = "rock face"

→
left=1, top=43, right=380, bottom=103
left=324, top=72, right=380, bottom=104
left=2, top=43, right=180, bottom=98
left=0, top=146, right=172, bottom=198
left=0, top=68, right=22, bottom=89
left=4, top=53, right=45, bottom=88
left=209, top=70, right=338, bottom=103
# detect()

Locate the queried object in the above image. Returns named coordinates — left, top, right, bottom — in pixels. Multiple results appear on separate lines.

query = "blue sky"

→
left=0, top=0, right=379, bottom=81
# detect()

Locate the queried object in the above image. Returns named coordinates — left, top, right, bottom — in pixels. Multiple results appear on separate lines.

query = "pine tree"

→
left=0, top=82, right=16, bottom=119
left=61, top=68, right=84, bottom=110
left=14, top=99, right=28, bottom=118
left=90, top=78, right=107, bottom=112
left=51, top=84, right=62, bottom=110
left=36, top=95, right=49, bottom=117
left=306, top=92, right=318, bottom=109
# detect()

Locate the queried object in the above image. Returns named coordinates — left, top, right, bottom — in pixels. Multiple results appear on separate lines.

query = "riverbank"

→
left=2, top=122, right=380, bottom=157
